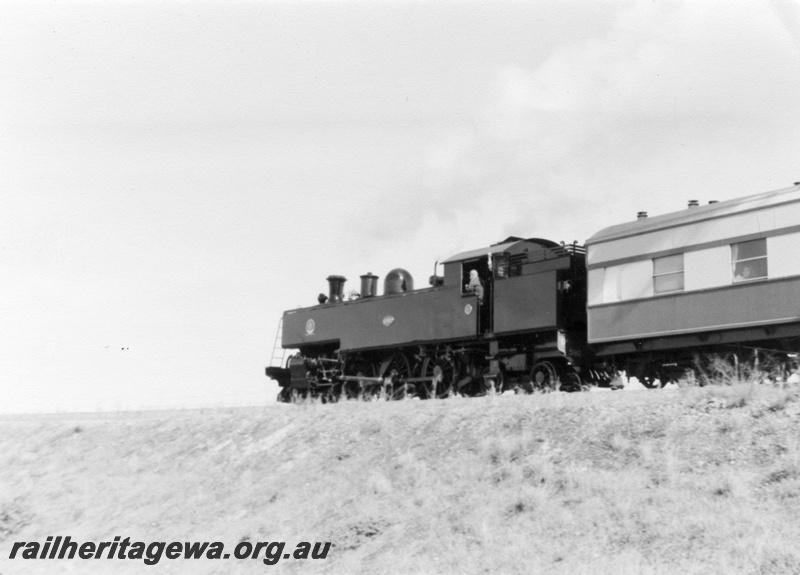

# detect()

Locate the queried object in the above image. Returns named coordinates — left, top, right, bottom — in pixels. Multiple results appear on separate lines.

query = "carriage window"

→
left=732, top=239, right=767, bottom=282
left=653, top=254, right=684, bottom=294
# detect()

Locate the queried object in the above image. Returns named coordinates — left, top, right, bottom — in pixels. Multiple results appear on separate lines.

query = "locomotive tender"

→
left=267, top=183, right=800, bottom=401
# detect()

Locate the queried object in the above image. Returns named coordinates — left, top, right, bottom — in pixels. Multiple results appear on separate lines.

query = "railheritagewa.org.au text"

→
left=8, top=536, right=331, bottom=566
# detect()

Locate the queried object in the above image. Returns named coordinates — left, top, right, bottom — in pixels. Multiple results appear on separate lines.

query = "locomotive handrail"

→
left=496, top=246, right=584, bottom=278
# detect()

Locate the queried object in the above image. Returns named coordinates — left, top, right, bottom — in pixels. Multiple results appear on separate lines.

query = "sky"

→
left=2, top=0, right=800, bottom=413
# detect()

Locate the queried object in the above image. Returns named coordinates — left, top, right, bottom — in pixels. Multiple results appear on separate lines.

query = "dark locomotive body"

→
left=268, top=237, right=591, bottom=401
left=267, top=183, right=800, bottom=400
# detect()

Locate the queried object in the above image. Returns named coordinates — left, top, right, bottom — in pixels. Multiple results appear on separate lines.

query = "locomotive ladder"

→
left=270, top=316, right=287, bottom=368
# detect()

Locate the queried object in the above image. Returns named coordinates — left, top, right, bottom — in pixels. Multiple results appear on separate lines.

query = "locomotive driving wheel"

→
left=343, top=356, right=376, bottom=399
left=531, top=361, right=558, bottom=392
left=382, top=352, right=413, bottom=399
left=420, top=355, right=459, bottom=399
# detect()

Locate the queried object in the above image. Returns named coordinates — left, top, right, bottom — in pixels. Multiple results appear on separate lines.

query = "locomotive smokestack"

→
left=688, top=200, right=699, bottom=208
left=637, top=211, right=648, bottom=220
left=360, top=273, right=379, bottom=297
left=326, top=275, right=347, bottom=303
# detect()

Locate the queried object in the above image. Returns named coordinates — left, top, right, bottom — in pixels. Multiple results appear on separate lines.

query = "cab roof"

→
left=441, top=237, right=560, bottom=264
left=587, top=183, right=800, bottom=245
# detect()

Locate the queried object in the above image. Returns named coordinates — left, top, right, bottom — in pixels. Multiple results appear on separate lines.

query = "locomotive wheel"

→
left=559, top=368, right=583, bottom=393
left=277, top=387, right=293, bottom=403
left=343, top=356, right=377, bottom=399
left=531, top=361, right=558, bottom=392
left=382, top=352, right=412, bottom=400
left=420, top=356, right=458, bottom=399
left=515, top=375, right=534, bottom=394
left=481, top=367, right=505, bottom=395
left=319, top=386, right=341, bottom=404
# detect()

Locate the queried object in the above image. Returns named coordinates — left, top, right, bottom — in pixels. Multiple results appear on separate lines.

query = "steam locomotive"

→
left=267, top=183, right=800, bottom=401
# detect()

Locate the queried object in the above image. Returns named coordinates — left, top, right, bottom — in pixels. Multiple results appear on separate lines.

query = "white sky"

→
left=2, top=0, right=799, bottom=412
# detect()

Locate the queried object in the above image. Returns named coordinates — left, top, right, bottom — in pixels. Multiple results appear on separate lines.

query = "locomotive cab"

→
left=442, top=236, right=586, bottom=336
left=440, top=237, right=589, bottom=391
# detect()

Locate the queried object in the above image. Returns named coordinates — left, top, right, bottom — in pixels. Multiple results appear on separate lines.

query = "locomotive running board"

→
left=338, top=375, right=384, bottom=383
left=337, top=375, right=437, bottom=383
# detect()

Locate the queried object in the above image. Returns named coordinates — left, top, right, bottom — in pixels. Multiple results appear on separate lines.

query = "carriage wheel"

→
left=420, top=355, right=459, bottom=399
left=531, top=361, right=558, bottom=392
left=638, top=372, right=664, bottom=389
left=632, top=361, right=665, bottom=389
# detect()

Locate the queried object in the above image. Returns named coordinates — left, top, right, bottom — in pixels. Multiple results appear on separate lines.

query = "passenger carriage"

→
left=586, top=183, right=800, bottom=385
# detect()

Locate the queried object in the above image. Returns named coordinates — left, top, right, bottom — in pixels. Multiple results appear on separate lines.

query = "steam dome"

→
left=384, top=268, right=414, bottom=295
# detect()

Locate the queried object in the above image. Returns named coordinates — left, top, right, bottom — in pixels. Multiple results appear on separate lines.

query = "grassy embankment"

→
left=2, top=378, right=800, bottom=574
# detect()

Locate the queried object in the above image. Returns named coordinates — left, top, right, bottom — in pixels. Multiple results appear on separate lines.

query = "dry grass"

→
left=1, top=380, right=800, bottom=574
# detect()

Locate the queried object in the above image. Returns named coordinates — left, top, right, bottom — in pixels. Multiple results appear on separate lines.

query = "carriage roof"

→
left=587, top=183, right=800, bottom=246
